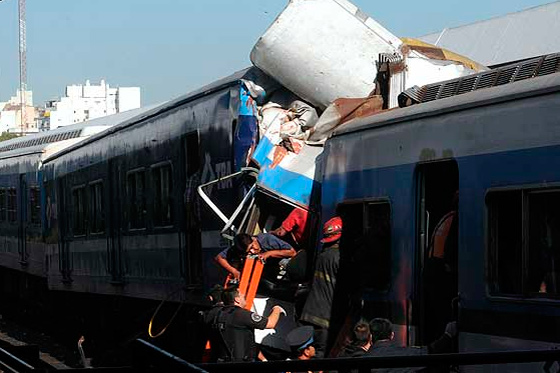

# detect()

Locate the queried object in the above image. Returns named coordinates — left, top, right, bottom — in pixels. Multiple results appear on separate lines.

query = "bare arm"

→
left=214, top=255, right=241, bottom=279
left=265, top=306, right=285, bottom=329
left=270, top=226, right=288, bottom=237
left=261, top=248, right=296, bottom=260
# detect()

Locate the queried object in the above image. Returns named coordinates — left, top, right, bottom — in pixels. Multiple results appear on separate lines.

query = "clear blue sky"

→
left=0, top=0, right=554, bottom=105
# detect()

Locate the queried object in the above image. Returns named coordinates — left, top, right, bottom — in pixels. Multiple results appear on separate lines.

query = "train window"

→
left=29, top=187, right=41, bottom=225
left=90, top=182, right=104, bottom=234
left=487, top=190, right=523, bottom=295
left=488, top=188, right=560, bottom=298
left=127, top=170, right=147, bottom=230
left=527, top=190, right=560, bottom=297
left=72, top=186, right=87, bottom=236
left=7, top=188, right=17, bottom=222
left=184, top=131, right=200, bottom=177
left=338, top=200, right=392, bottom=293
left=0, top=188, right=6, bottom=222
left=152, top=164, right=173, bottom=227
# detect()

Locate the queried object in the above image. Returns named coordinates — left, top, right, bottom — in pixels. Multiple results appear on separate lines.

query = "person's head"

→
left=234, top=233, right=261, bottom=255
left=369, top=318, right=394, bottom=342
left=286, top=326, right=316, bottom=360
left=353, top=319, right=372, bottom=347
left=221, top=286, right=247, bottom=308
left=207, top=284, right=224, bottom=305
left=321, top=216, right=343, bottom=245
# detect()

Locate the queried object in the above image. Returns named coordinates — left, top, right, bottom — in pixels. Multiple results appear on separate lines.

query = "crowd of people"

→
left=200, top=207, right=458, bottom=372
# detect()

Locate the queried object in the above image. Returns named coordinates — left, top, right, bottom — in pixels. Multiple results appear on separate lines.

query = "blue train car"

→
left=0, top=112, right=146, bottom=279
left=320, top=59, right=560, bottom=368
left=40, top=67, right=280, bottom=301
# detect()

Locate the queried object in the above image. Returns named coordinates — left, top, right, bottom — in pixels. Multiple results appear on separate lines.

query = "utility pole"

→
left=18, top=0, right=27, bottom=134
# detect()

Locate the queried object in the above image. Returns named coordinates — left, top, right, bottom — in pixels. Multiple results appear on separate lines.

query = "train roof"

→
left=0, top=105, right=159, bottom=161
left=332, top=70, right=560, bottom=139
left=419, top=1, right=560, bottom=67
left=42, top=67, right=273, bottom=164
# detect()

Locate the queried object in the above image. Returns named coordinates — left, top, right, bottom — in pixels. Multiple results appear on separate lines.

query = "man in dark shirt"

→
left=367, top=318, right=457, bottom=372
left=214, top=233, right=296, bottom=281
left=340, top=320, right=373, bottom=357
left=204, top=285, right=286, bottom=362
left=300, top=216, right=343, bottom=357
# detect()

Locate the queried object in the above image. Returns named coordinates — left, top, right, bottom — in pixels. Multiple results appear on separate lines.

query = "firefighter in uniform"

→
left=204, top=285, right=286, bottom=362
left=299, top=216, right=343, bottom=357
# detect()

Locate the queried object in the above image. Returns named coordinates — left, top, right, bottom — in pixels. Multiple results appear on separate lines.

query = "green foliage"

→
left=0, top=132, right=20, bottom=143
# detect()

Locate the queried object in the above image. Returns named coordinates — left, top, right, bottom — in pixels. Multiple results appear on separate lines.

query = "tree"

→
left=0, top=132, right=20, bottom=143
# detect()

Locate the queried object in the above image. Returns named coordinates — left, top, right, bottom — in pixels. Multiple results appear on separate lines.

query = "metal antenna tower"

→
left=18, top=0, right=27, bottom=133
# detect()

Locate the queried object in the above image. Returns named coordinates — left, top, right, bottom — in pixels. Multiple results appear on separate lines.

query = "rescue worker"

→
left=270, top=207, right=309, bottom=249
left=204, top=285, right=286, bottom=362
left=299, top=216, right=343, bottom=357
left=285, top=325, right=317, bottom=373
left=215, top=232, right=297, bottom=282
left=286, top=325, right=316, bottom=360
left=214, top=235, right=247, bottom=281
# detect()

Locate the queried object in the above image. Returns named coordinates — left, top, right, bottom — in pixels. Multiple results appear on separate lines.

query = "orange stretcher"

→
left=238, top=255, right=264, bottom=310
left=203, top=255, right=265, bottom=362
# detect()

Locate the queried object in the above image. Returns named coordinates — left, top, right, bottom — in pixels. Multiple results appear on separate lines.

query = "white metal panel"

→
left=251, top=0, right=402, bottom=109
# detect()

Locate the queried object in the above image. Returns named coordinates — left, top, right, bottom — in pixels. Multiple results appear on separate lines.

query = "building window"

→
left=152, top=164, right=173, bottom=227
left=7, top=188, right=17, bottom=223
left=488, top=188, right=560, bottom=298
left=338, top=200, right=392, bottom=292
left=30, top=186, right=41, bottom=225
left=127, top=170, right=146, bottom=229
left=0, top=188, right=6, bottom=222
left=72, top=186, right=87, bottom=236
left=90, top=182, right=104, bottom=234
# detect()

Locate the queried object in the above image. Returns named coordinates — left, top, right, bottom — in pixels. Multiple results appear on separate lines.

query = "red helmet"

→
left=321, top=216, right=343, bottom=243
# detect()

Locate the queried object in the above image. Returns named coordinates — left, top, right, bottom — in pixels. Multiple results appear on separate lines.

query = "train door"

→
left=108, top=159, right=124, bottom=284
left=17, top=173, right=28, bottom=266
left=415, top=160, right=458, bottom=346
left=182, top=131, right=202, bottom=285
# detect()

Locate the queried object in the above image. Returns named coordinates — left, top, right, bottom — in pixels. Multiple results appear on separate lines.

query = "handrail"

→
left=0, top=346, right=35, bottom=372
left=133, top=339, right=209, bottom=373
left=197, top=167, right=258, bottom=229
left=198, top=349, right=560, bottom=373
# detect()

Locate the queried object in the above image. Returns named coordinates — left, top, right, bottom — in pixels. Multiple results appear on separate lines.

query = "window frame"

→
left=126, top=167, right=147, bottom=231
left=7, top=187, right=17, bottom=223
left=89, top=180, right=105, bottom=235
left=151, top=161, right=174, bottom=229
left=0, top=188, right=6, bottom=223
left=486, top=184, right=560, bottom=303
left=71, top=184, right=87, bottom=237
left=29, top=186, right=41, bottom=226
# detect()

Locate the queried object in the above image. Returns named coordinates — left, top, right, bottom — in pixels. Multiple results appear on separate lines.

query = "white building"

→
left=48, top=80, right=140, bottom=130
left=0, top=89, right=38, bottom=134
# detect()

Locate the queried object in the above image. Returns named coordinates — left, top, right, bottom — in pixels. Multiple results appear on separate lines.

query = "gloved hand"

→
left=273, top=305, right=287, bottom=316
left=444, top=321, right=458, bottom=338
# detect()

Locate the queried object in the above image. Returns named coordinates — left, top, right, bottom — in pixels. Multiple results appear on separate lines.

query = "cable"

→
left=147, top=288, right=186, bottom=339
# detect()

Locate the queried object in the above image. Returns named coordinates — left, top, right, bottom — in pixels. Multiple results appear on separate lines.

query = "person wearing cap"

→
left=285, top=325, right=317, bottom=373
left=299, top=216, right=343, bottom=357
left=205, top=285, right=286, bottom=362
